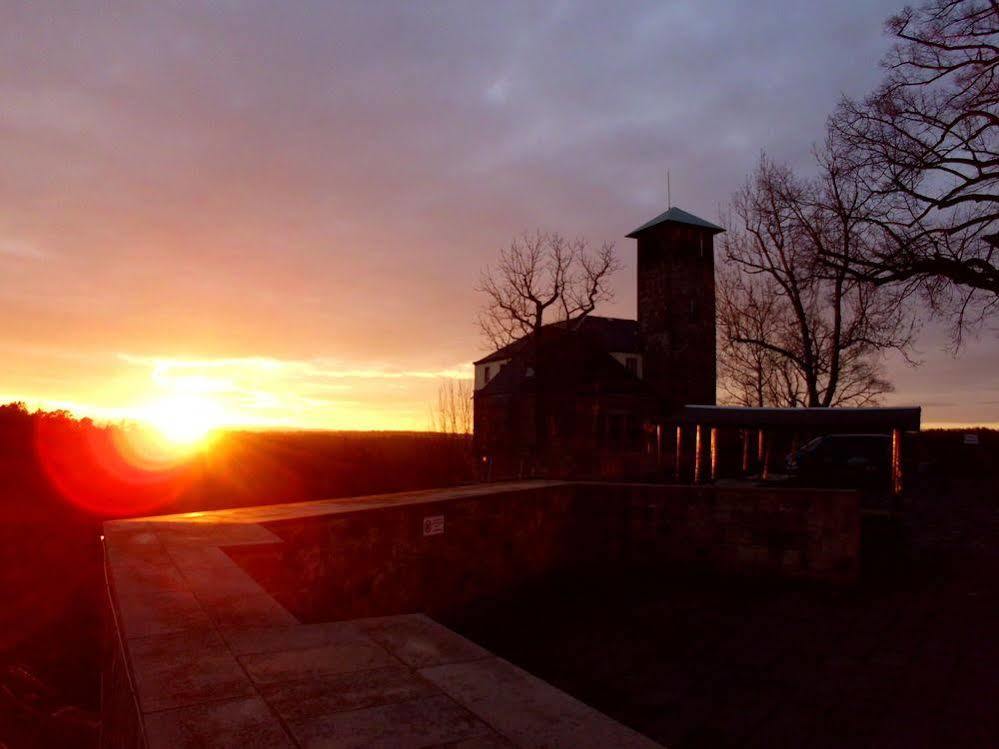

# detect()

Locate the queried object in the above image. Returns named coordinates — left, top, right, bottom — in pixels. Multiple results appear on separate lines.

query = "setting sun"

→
left=140, top=393, right=225, bottom=447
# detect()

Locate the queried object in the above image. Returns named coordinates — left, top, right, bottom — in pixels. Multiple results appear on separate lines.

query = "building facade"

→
left=473, top=207, right=722, bottom=479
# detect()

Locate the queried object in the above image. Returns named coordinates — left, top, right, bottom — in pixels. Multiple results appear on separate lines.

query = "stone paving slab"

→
left=239, top=637, right=400, bottom=685
left=110, top=559, right=189, bottom=598
left=142, top=696, right=293, bottom=749
left=257, top=666, right=438, bottom=721
left=427, top=735, right=517, bottom=748
left=284, top=693, right=492, bottom=749
left=220, top=620, right=367, bottom=656
left=115, top=590, right=214, bottom=640
left=420, top=657, right=663, bottom=749
left=355, top=614, right=492, bottom=669
left=128, top=629, right=256, bottom=713
left=103, top=481, right=665, bottom=748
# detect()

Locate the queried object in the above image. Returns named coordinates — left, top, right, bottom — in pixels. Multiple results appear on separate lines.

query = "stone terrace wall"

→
left=225, top=482, right=859, bottom=625
left=226, top=484, right=595, bottom=623
left=101, top=481, right=858, bottom=747
left=587, top=483, right=860, bottom=582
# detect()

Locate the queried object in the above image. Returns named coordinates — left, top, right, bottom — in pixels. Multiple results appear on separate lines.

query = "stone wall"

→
left=100, top=549, right=146, bottom=749
left=582, top=483, right=860, bottom=582
left=101, top=481, right=858, bottom=747
left=225, top=482, right=859, bottom=625
left=99, top=487, right=668, bottom=749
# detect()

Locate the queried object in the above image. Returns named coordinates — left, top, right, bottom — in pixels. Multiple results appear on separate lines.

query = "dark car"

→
left=785, top=433, right=891, bottom=491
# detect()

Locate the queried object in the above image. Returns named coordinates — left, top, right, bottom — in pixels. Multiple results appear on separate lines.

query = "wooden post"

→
left=694, top=424, right=704, bottom=484
left=761, top=431, right=771, bottom=480
left=656, top=424, right=663, bottom=469
left=891, top=428, right=903, bottom=496
left=741, top=429, right=750, bottom=473
left=710, top=427, right=719, bottom=482
left=675, top=425, right=683, bottom=482
left=757, top=428, right=765, bottom=470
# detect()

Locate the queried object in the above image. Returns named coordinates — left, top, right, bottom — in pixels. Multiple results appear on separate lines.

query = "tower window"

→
left=484, top=365, right=492, bottom=382
left=689, top=299, right=697, bottom=320
left=625, top=357, right=638, bottom=375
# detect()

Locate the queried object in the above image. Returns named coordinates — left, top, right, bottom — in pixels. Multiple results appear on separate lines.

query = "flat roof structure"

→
left=679, top=405, right=922, bottom=431
left=674, top=405, right=920, bottom=491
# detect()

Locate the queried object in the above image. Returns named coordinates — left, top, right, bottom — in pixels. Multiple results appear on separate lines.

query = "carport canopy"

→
left=678, top=405, right=921, bottom=432
left=673, top=405, right=920, bottom=493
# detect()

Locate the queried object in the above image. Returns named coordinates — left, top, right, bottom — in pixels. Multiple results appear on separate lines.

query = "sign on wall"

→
left=423, top=515, right=445, bottom=536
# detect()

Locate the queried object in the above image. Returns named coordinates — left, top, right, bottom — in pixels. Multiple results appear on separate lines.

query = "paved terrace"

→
left=101, top=481, right=663, bottom=748
left=447, top=478, right=999, bottom=748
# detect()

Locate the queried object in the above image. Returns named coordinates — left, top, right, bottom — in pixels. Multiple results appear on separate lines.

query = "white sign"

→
left=423, top=515, right=445, bottom=536
left=964, top=433, right=980, bottom=445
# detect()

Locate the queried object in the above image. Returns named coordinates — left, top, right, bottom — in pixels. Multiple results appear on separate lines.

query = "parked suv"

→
left=785, top=434, right=891, bottom=491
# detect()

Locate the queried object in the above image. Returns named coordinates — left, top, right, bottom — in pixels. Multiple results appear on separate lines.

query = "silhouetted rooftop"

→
left=474, top=316, right=640, bottom=365
left=626, top=206, right=724, bottom=237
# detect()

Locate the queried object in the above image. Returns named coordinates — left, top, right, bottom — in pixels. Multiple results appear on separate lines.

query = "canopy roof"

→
left=679, top=405, right=921, bottom=431
left=626, top=206, right=724, bottom=238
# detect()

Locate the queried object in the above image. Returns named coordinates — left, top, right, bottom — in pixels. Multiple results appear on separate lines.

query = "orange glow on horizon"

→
left=3, top=354, right=473, bottom=434
left=137, top=393, right=225, bottom=450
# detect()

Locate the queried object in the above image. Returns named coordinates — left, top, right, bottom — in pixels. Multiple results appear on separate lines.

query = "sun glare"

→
left=140, top=394, right=225, bottom=448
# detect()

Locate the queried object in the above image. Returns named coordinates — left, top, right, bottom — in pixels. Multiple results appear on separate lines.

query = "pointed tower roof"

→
left=626, top=206, right=724, bottom=238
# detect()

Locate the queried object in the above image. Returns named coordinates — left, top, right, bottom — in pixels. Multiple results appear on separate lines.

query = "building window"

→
left=625, top=357, right=638, bottom=375
left=484, top=365, right=492, bottom=382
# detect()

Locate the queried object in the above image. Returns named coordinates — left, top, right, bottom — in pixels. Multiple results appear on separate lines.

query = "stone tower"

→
left=627, top=206, right=723, bottom=417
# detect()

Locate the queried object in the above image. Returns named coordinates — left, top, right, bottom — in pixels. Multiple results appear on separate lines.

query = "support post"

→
left=891, top=428, right=903, bottom=496
left=761, top=431, right=771, bottom=481
left=757, top=428, right=765, bottom=471
left=675, top=425, right=683, bottom=482
left=656, top=424, right=663, bottom=471
left=694, top=424, right=704, bottom=484
left=741, top=429, right=750, bottom=474
left=710, top=427, right=719, bottom=482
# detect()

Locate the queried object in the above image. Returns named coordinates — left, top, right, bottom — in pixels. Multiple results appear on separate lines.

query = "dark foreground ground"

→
left=446, top=476, right=999, bottom=749
left=1, top=414, right=994, bottom=748
left=0, top=408, right=475, bottom=748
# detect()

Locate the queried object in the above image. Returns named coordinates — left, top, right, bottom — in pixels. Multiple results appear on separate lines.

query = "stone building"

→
left=473, top=207, right=723, bottom=479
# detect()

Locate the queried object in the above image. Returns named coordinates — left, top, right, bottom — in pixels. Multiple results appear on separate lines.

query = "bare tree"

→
left=476, top=231, right=618, bottom=474
left=720, top=154, right=917, bottom=407
left=428, top=378, right=473, bottom=435
left=427, top=378, right=474, bottom=477
left=717, top=266, right=801, bottom=407
left=830, top=0, right=999, bottom=339
left=477, top=231, right=619, bottom=349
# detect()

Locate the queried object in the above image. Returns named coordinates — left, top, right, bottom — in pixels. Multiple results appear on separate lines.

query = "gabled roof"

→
left=626, top=206, right=724, bottom=238
left=474, top=316, right=640, bottom=365
left=477, top=323, right=650, bottom=398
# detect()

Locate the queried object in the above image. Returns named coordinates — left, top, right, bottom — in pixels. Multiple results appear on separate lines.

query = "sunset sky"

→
left=2, top=1, right=997, bottom=431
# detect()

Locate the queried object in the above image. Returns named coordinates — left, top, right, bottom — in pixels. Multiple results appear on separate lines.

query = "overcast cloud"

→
left=1, top=1, right=996, bottom=428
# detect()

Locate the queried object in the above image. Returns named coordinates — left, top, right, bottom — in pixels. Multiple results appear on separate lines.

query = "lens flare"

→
left=34, top=418, right=194, bottom=516
left=33, top=390, right=232, bottom=515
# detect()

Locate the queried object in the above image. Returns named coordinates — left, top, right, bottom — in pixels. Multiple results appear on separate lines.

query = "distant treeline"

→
left=915, top=428, right=999, bottom=479
left=1, top=402, right=476, bottom=520
left=3, top=402, right=996, bottom=520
